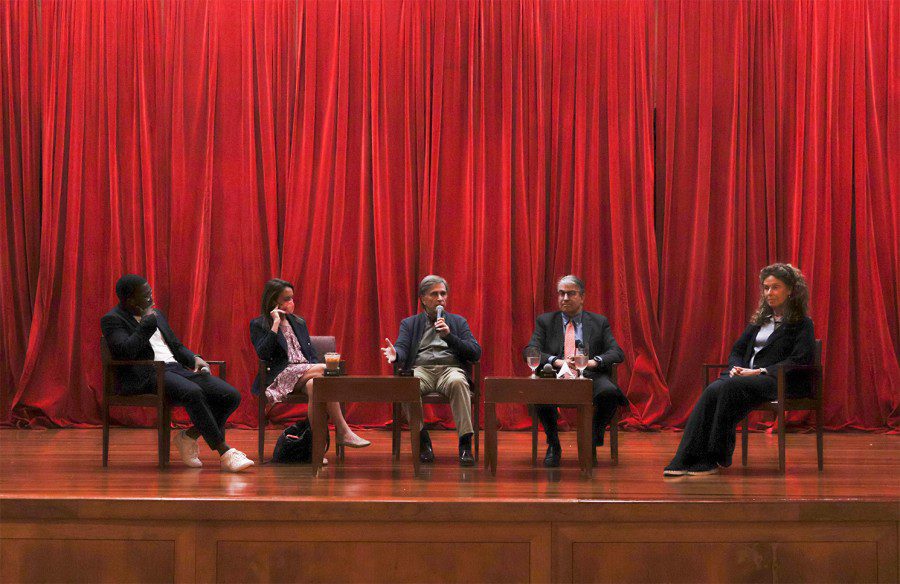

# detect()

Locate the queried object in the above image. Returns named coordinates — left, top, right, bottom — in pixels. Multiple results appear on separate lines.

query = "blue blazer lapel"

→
left=758, top=321, right=788, bottom=354
left=114, top=305, right=139, bottom=330
left=286, top=315, right=312, bottom=359
left=550, top=312, right=565, bottom=357
left=581, top=312, right=594, bottom=353
left=411, top=312, right=427, bottom=349
left=276, top=323, right=288, bottom=354
left=402, top=313, right=428, bottom=370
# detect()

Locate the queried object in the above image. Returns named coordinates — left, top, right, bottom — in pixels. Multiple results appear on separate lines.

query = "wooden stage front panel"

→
left=1, top=429, right=897, bottom=583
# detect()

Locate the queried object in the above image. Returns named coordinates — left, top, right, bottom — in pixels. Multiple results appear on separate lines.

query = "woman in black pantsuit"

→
left=664, top=263, right=816, bottom=476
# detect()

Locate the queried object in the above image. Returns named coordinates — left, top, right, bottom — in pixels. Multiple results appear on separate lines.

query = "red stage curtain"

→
left=0, top=0, right=41, bottom=423
left=656, top=0, right=899, bottom=431
left=2, top=0, right=897, bottom=432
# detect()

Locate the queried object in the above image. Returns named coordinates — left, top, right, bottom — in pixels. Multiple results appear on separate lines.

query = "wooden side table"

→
left=483, top=377, right=593, bottom=477
left=309, top=376, right=423, bottom=477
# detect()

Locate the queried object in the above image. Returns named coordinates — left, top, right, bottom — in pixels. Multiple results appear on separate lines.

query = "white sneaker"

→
left=220, top=448, right=254, bottom=472
left=173, top=430, right=202, bottom=468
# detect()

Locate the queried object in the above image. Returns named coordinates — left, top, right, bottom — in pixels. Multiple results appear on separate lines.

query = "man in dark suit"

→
left=100, top=274, right=252, bottom=472
left=382, top=275, right=482, bottom=466
left=524, top=275, right=627, bottom=467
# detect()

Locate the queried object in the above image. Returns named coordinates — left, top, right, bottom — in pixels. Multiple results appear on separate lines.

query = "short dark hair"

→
left=261, top=278, right=294, bottom=325
left=115, top=274, right=148, bottom=303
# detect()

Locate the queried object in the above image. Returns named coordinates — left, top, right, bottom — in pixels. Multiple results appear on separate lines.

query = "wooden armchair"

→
left=703, top=339, right=824, bottom=473
left=257, top=335, right=339, bottom=463
left=391, top=361, right=481, bottom=461
left=100, top=336, right=226, bottom=469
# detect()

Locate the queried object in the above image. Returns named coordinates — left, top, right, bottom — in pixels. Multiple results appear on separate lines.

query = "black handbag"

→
left=271, top=420, right=328, bottom=464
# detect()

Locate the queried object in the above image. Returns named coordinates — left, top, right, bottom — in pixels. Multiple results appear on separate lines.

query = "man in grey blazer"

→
left=524, top=275, right=627, bottom=467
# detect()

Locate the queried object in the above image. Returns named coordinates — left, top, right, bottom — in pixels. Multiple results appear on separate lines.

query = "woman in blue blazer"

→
left=664, top=264, right=816, bottom=476
left=250, top=278, right=369, bottom=449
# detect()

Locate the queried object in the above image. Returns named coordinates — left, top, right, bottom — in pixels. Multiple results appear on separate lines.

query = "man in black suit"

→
left=524, top=275, right=627, bottom=467
left=382, top=275, right=482, bottom=466
left=100, top=274, right=252, bottom=472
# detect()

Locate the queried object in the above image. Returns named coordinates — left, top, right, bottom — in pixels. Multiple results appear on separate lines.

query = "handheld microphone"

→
left=436, top=306, right=444, bottom=320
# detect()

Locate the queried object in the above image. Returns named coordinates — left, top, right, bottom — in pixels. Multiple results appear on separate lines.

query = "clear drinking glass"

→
left=574, top=348, right=588, bottom=378
left=325, top=352, right=341, bottom=372
left=524, top=346, right=541, bottom=378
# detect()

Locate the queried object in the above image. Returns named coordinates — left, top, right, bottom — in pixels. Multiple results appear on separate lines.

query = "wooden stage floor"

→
left=1, top=429, right=898, bottom=583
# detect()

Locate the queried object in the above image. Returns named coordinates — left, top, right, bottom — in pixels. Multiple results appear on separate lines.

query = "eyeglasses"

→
left=557, top=290, right=581, bottom=299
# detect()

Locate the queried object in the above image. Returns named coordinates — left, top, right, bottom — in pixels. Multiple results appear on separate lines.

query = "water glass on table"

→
left=574, top=348, right=588, bottom=378
left=524, top=346, right=541, bottom=378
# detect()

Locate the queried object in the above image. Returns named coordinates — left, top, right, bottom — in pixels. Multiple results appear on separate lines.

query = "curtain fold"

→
left=657, top=0, right=899, bottom=431
left=2, top=0, right=897, bottom=432
left=0, top=0, right=41, bottom=423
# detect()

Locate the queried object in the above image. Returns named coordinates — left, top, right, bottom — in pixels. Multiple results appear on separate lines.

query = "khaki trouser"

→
left=401, top=365, right=473, bottom=437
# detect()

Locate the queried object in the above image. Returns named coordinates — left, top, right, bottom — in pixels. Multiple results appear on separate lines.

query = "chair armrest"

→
left=468, top=361, right=481, bottom=393
left=776, top=364, right=823, bottom=402
left=392, top=361, right=414, bottom=376
left=196, top=357, right=227, bottom=381
left=108, top=359, right=165, bottom=367
left=703, top=363, right=729, bottom=386
left=103, top=360, right=165, bottom=398
left=776, top=364, right=822, bottom=374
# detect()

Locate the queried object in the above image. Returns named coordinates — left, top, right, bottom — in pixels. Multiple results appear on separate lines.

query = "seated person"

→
left=100, top=275, right=252, bottom=472
left=381, top=275, right=482, bottom=466
left=250, top=278, right=370, bottom=453
left=664, top=263, right=816, bottom=476
left=524, top=275, right=627, bottom=467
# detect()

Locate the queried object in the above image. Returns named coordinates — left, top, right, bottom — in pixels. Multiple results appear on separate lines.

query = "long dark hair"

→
left=261, top=278, right=293, bottom=327
left=750, top=263, right=809, bottom=325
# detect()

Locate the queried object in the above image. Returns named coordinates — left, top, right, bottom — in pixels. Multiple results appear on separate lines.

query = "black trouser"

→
left=162, top=363, right=241, bottom=450
left=537, top=373, right=624, bottom=447
left=536, top=394, right=620, bottom=447
left=667, top=374, right=776, bottom=468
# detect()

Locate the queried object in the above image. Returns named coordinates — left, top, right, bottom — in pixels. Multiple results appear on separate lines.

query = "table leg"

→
left=310, top=399, right=328, bottom=477
left=577, top=404, right=592, bottom=478
left=485, top=402, right=497, bottom=475
left=408, top=401, right=422, bottom=477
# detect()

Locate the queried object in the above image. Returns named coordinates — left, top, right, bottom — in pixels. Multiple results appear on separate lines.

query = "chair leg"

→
left=102, top=402, right=110, bottom=468
left=258, top=396, right=266, bottom=463
left=610, top=415, right=618, bottom=466
left=392, top=403, right=401, bottom=460
left=816, top=407, right=824, bottom=471
left=336, top=403, right=346, bottom=461
left=158, top=406, right=168, bottom=470
left=163, top=408, right=172, bottom=467
left=777, top=408, right=786, bottom=473
left=741, top=416, right=749, bottom=466
left=531, top=408, right=538, bottom=466
left=473, top=399, right=480, bottom=462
